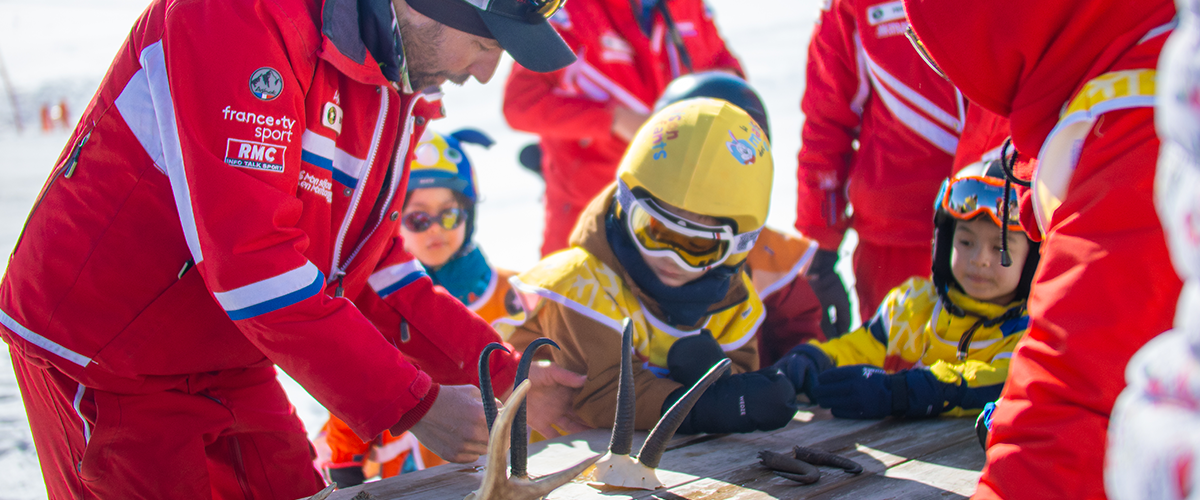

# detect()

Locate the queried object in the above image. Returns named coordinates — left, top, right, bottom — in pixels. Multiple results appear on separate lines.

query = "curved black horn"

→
left=511, top=337, right=560, bottom=479
left=478, top=342, right=511, bottom=432
left=637, top=358, right=731, bottom=469
left=609, top=318, right=636, bottom=456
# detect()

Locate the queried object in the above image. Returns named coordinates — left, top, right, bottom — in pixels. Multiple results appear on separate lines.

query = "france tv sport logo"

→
left=249, top=67, right=284, bottom=101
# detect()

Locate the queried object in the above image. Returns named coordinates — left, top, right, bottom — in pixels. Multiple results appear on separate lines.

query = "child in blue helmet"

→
left=398, top=129, right=519, bottom=320
left=314, top=128, right=517, bottom=486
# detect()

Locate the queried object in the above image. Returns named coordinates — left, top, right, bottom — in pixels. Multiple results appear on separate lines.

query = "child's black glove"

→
left=807, top=249, right=852, bottom=338
left=772, top=344, right=835, bottom=397
left=666, top=330, right=729, bottom=387
left=667, top=367, right=798, bottom=435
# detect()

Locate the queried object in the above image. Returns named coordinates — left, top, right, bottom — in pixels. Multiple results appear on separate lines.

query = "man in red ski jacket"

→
left=797, top=0, right=963, bottom=332
left=502, top=0, right=743, bottom=256
left=904, top=0, right=1183, bottom=498
left=0, top=0, right=578, bottom=497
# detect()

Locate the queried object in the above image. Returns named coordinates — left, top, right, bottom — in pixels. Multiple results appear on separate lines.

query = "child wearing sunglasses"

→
left=497, top=98, right=800, bottom=435
left=774, top=160, right=1041, bottom=423
left=314, top=128, right=515, bottom=485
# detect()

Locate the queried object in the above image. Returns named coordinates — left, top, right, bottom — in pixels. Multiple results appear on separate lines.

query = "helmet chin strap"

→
left=998, top=138, right=1030, bottom=268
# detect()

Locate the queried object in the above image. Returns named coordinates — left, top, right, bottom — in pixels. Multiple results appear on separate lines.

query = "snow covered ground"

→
left=0, top=0, right=860, bottom=497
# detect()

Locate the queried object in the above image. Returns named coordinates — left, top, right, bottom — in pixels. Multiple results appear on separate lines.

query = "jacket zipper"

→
left=227, top=435, right=254, bottom=499
left=330, top=86, right=390, bottom=286
left=330, top=91, right=429, bottom=288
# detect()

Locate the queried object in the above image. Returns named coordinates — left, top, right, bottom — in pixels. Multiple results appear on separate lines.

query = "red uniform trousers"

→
left=851, top=240, right=932, bottom=320
left=976, top=108, right=1184, bottom=499
left=11, top=350, right=323, bottom=500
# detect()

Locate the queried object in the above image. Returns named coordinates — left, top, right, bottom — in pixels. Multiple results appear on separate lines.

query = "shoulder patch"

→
left=865, top=0, right=906, bottom=26
left=322, top=102, right=343, bottom=133
left=249, top=67, right=284, bottom=101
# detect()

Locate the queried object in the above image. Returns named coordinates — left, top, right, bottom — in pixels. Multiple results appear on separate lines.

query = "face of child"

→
left=950, top=217, right=1030, bottom=305
left=639, top=204, right=721, bottom=288
left=400, top=187, right=466, bottom=270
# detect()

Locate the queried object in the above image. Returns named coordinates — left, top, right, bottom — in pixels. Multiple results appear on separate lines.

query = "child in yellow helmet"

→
left=497, top=98, right=799, bottom=434
left=774, top=160, right=1040, bottom=421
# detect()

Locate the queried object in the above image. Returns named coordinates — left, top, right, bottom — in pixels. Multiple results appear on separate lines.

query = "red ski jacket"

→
left=502, top=0, right=742, bottom=254
left=0, top=0, right=517, bottom=442
left=796, top=0, right=962, bottom=251
left=905, top=0, right=1182, bottom=498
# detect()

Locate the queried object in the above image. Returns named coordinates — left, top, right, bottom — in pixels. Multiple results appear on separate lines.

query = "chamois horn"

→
left=511, top=337, right=561, bottom=479
left=637, top=358, right=731, bottom=469
left=478, top=342, right=511, bottom=432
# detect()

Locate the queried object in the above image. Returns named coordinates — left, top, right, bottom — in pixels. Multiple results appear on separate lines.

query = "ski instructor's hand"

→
left=409, top=384, right=491, bottom=463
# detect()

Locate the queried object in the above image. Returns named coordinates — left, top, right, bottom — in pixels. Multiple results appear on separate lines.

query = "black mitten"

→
left=668, top=367, right=798, bottom=435
left=667, top=330, right=728, bottom=387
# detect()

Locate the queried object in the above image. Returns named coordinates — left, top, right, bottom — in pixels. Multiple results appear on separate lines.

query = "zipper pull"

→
left=63, top=131, right=91, bottom=179
left=333, top=275, right=345, bottom=298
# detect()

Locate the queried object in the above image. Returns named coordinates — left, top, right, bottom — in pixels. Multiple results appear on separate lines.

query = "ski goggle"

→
left=401, top=207, right=465, bottom=233
left=939, top=176, right=1021, bottom=231
left=904, top=25, right=948, bottom=80
left=531, top=0, right=566, bottom=18
left=617, top=182, right=759, bottom=272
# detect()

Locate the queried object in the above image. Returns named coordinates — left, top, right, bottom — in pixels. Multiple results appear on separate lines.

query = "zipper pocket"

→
left=11, top=130, right=91, bottom=256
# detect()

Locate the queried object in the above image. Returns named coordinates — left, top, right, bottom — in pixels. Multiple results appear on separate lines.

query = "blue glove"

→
left=814, top=366, right=992, bottom=420
left=810, top=365, right=899, bottom=419
left=772, top=344, right=834, bottom=397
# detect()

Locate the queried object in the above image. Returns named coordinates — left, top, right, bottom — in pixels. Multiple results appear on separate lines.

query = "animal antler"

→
left=469, top=340, right=596, bottom=500
left=590, top=318, right=731, bottom=490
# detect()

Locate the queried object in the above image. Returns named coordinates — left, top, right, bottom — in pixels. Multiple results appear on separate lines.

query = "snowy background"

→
left=0, top=0, right=860, bottom=497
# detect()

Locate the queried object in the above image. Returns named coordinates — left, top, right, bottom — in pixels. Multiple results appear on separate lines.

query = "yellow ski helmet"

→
left=616, top=98, right=773, bottom=269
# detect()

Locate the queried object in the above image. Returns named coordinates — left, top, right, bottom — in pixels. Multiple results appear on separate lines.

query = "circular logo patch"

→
left=249, top=67, right=284, bottom=101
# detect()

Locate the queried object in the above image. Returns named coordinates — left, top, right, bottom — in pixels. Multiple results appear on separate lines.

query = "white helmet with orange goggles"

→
left=615, top=98, right=773, bottom=272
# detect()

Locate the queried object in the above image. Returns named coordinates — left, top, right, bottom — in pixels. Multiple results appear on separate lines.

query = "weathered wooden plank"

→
left=321, top=409, right=983, bottom=500
left=796, top=437, right=986, bottom=499
left=643, top=415, right=980, bottom=500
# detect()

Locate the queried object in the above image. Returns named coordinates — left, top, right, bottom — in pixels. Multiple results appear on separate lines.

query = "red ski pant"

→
left=976, top=110, right=1183, bottom=500
left=541, top=196, right=583, bottom=257
left=10, top=352, right=324, bottom=500
left=851, top=240, right=932, bottom=320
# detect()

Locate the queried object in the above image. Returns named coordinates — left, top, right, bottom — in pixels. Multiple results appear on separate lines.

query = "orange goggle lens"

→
left=941, top=177, right=1021, bottom=231
left=628, top=207, right=731, bottom=269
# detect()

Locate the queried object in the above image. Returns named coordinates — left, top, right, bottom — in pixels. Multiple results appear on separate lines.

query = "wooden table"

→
left=325, top=406, right=985, bottom=499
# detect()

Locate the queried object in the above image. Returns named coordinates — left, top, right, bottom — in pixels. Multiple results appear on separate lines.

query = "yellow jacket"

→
left=496, top=185, right=763, bottom=430
left=813, top=277, right=1028, bottom=416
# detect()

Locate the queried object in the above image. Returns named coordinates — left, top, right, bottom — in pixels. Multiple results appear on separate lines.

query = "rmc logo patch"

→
left=249, top=67, right=284, bottom=101
left=225, top=138, right=286, bottom=172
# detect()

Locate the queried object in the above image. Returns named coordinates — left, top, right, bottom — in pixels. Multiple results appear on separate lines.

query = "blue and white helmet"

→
left=407, top=128, right=494, bottom=247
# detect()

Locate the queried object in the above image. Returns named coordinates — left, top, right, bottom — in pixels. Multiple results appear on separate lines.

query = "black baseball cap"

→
left=405, top=0, right=576, bottom=72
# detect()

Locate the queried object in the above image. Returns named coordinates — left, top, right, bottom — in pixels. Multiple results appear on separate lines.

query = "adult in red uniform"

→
left=796, top=0, right=963, bottom=328
left=502, top=0, right=743, bottom=256
left=904, top=0, right=1184, bottom=498
left=0, top=0, right=576, bottom=497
